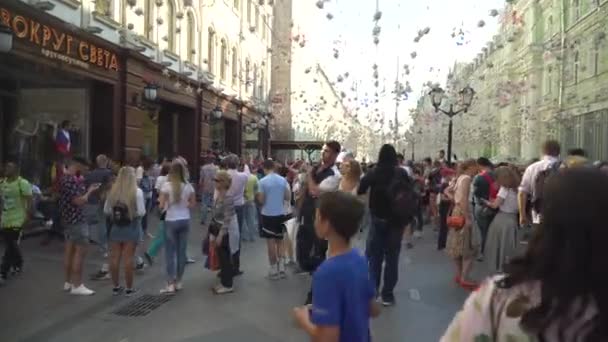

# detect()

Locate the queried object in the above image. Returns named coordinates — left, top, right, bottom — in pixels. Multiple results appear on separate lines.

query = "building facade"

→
left=0, top=0, right=273, bottom=183
left=412, top=0, right=608, bottom=162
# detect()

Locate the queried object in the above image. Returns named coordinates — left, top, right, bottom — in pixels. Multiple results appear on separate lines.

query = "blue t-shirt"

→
left=311, top=249, right=375, bottom=342
left=258, top=173, right=288, bottom=217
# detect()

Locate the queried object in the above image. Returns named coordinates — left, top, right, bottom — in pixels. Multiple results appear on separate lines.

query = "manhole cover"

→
left=112, top=294, right=173, bottom=317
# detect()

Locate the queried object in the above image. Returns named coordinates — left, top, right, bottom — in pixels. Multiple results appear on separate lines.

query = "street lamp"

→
left=143, top=84, right=158, bottom=101
left=0, top=22, right=14, bottom=53
left=429, top=85, right=475, bottom=164
left=211, top=106, right=223, bottom=120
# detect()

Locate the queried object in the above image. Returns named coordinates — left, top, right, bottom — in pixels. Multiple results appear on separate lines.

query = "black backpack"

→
left=111, top=201, right=132, bottom=227
left=531, top=161, right=561, bottom=213
left=387, top=169, right=417, bottom=226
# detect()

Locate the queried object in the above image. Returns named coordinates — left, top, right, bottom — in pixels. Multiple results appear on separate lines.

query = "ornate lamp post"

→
left=429, top=85, right=475, bottom=164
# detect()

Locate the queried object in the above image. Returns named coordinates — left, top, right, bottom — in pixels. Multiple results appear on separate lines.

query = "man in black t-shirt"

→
left=296, top=141, right=341, bottom=305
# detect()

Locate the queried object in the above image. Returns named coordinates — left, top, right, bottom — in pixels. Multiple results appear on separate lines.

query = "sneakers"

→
left=267, top=266, right=280, bottom=281
left=10, top=267, right=22, bottom=276
left=63, top=282, right=73, bottom=291
left=381, top=294, right=396, bottom=307
left=160, top=284, right=176, bottom=295
left=213, top=285, right=234, bottom=295
left=144, top=252, right=154, bottom=266
left=278, top=262, right=287, bottom=279
left=186, top=257, right=196, bottom=264
left=112, top=286, right=124, bottom=296
left=413, top=231, right=423, bottom=239
left=125, top=288, right=139, bottom=297
left=70, top=284, right=95, bottom=296
left=90, top=270, right=110, bottom=281
left=135, top=261, right=145, bottom=271
left=175, top=282, right=183, bottom=291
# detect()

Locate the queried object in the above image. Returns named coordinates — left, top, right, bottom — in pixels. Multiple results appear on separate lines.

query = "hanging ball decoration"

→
left=373, top=37, right=380, bottom=45
left=489, top=9, right=499, bottom=17
left=316, top=0, right=324, bottom=9
left=477, top=20, right=486, bottom=28
left=326, top=13, right=334, bottom=20
left=410, top=51, right=417, bottom=59
left=373, top=11, right=382, bottom=21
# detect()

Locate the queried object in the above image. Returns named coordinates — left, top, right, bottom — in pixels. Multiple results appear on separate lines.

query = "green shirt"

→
left=0, top=177, right=33, bottom=229
left=244, top=175, right=259, bottom=202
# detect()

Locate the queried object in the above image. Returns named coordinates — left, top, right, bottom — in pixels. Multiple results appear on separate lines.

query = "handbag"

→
left=447, top=215, right=466, bottom=230
left=208, top=219, right=221, bottom=236
left=206, top=239, right=220, bottom=271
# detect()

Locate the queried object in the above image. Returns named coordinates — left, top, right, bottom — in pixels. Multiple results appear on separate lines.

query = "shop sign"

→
left=0, top=7, right=119, bottom=71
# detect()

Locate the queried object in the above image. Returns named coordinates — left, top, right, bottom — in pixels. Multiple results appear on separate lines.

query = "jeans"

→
left=242, top=201, right=257, bottom=241
left=235, top=205, right=245, bottom=235
left=200, top=192, right=214, bottom=225
left=437, top=200, right=451, bottom=250
left=164, top=219, right=189, bottom=282
left=367, top=217, right=404, bottom=299
left=85, top=204, right=108, bottom=256
left=474, top=204, right=493, bottom=254
left=141, top=198, right=152, bottom=233
left=1, top=229, right=22, bottom=277
left=147, top=221, right=165, bottom=257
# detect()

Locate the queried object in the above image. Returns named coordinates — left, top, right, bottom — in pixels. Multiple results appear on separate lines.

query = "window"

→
left=220, top=39, right=227, bottom=81
left=247, top=0, right=252, bottom=25
left=245, top=59, right=250, bottom=92
left=253, top=63, right=258, bottom=97
left=572, top=0, right=581, bottom=23
left=545, top=66, right=553, bottom=94
left=593, top=43, right=600, bottom=76
left=231, top=47, right=238, bottom=85
left=546, top=15, right=553, bottom=36
left=255, top=6, right=260, bottom=32
left=573, top=50, right=580, bottom=84
left=259, top=70, right=265, bottom=99
left=144, top=0, right=154, bottom=40
left=119, top=0, right=127, bottom=25
left=186, top=12, right=195, bottom=63
left=95, top=0, right=113, bottom=17
left=208, top=28, right=215, bottom=74
left=262, top=15, right=267, bottom=39
left=234, top=0, right=239, bottom=9
left=166, top=0, right=176, bottom=53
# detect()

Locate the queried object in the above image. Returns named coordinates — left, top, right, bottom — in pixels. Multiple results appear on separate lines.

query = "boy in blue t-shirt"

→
left=293, top=191, right=380, bottom=342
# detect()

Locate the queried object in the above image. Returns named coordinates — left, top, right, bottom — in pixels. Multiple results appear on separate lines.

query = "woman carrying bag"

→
left=104, top=167, right=146, bottom=296
left=445, top=159, right=480, bottom=290
left=209, top=171, right=239, bottom=294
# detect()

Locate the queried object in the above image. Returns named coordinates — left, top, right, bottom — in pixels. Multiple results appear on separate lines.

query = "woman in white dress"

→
left=482, top=166, right=521, bottom=274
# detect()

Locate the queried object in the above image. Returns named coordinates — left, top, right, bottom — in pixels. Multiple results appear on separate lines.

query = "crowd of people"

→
left=2, top=138, right=608, bottom=341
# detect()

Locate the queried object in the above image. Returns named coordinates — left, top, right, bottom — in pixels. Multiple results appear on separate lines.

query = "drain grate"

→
left=112, top=294, right=173, bottom=317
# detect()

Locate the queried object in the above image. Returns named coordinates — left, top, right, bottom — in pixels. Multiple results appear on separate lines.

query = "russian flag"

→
left=55, top=129, right=71, bottom=155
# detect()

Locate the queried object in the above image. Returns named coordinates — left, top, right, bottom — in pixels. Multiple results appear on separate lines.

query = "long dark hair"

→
left=502, top=168, right=608, bottom=341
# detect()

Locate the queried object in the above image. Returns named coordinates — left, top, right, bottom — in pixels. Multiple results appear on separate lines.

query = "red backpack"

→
left=481, top=172, right=499, bottom=201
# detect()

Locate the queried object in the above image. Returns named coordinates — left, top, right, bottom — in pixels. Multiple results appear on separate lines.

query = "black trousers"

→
left=1, top=229, right=23, bottom=277
left=368, top=217, right=404, bottom=299
left=217, top=234, right=234, bottom=288
left=296, top=223, right=328, bottom=305
left=437, top=201, right=451, bottom=250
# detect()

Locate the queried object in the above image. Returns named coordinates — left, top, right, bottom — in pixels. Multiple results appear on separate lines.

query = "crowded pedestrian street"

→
left=1, top=216, right=469, bottom=342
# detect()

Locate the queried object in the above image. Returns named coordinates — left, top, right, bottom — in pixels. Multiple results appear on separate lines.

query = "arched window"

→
left=119, top=0, right=127, bottom=25
left=245, top=59, right=250, bottom=92
left=572, top=0, right=580, bottom=23
left=592, top=43, right=600, bottom=76
left=144, top=0, right=154, bottom=40
left=166, top=0, right=176, bottom=53
left=546, top=15, right=553, bottom=36
left=255, top=5, right=260, bottom=32
left=573, top=50, right=580, bottom=84
left=231, top=47, right=238, bottom=86
left=253, top=63, right=258, bottom=97
left=233, top=0, right=239, bottom=9
left=262, top=15, right=267, bottom=39
left=208, top=28, right=215, bottom=74
left=247, top=0, right=252, bottom=25
left=259, top=69, right=265, bottom=99
left=186, top=12, right=195, bottom=63
left=220, top=39, right=227, bottom=81
left=545, top=66, right=553, bottom=94
left=95, top=0, right=113, bottom=17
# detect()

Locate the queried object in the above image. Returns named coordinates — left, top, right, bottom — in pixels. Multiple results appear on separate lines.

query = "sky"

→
left=295, top=0, right=506, bottom=135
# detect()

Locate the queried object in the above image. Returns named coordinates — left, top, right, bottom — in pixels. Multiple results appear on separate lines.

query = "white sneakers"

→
left=160, top=284, right=176, bottom=295
left=175, top=282, right=183, bottom=291
left=70, top=284, right=96, bottom=296
left=267, top=265, right=280, bottom=280
left=63, top=282, right=72, bottom=291
left=278, top=261, right=287, bottom=279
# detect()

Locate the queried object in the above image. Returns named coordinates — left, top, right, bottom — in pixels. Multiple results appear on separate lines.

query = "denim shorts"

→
left=64, top=222, right=90, bottom=245
left=109, top=219, right=142, bottom=243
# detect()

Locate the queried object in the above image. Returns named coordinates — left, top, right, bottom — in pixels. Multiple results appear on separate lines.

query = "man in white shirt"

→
left=518, top=140, right=561, bottom=230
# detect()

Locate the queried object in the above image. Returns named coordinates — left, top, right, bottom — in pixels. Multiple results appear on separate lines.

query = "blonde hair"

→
left=106, top=167, right=138, bottom=219
left=495, top=166, right=520, bottom=190
left=168, top=161, right=187, bottom=203
left=215, top=170, right=232, bottom=191
left=344, top=160, right=362, bottom=181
